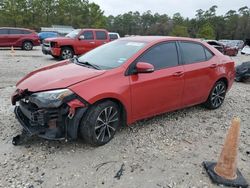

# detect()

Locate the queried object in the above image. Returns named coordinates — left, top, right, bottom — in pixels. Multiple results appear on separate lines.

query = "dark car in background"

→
left=38, top=31, right=60, bottom=43
left=219, top=40, right=244, bottom=50
left=206, top=40, right=238, bottom=56
left=0, top=27, right=40, bottom=50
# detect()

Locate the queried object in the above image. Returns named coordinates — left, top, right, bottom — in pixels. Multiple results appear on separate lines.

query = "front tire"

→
left=80, top=101, right=121, bottom=146
left=204, top=80, right=227, bottom=109
left=52, top=55, right=59, bottom=59
left=60, top=47, right=74, bottom=60
left=22, top=41, right=33, bottom=51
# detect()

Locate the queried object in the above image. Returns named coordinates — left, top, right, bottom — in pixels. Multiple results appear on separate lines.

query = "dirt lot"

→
left=0, top=47, right=249, bottom=188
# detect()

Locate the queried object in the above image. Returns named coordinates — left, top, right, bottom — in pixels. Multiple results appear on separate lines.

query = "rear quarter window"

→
left=204, top=47, right=214, bottom=60
left=180, top=42, right=207, bottom=64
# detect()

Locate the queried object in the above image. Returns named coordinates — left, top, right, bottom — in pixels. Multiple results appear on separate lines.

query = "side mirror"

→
left=79, top=35, right=85, bottom=40
left=136, top=62, right=154, bottom=74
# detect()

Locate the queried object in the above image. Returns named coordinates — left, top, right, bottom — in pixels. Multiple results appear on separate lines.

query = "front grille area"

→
left=43, top=42, right=50, bottom=47
left=19, top=101, right=59, bottom=127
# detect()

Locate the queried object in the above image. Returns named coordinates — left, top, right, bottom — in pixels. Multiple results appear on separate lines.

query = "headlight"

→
left=50, top=42, right=58, bottom=48
left=29, top=89, right=74, bottom=108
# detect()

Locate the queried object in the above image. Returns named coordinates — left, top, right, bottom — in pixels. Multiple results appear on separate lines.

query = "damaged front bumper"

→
left=12, top=89, right=88, bottom=142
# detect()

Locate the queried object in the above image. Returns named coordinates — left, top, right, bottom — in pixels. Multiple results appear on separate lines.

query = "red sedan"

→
left=12, top=36, right=235, bottom=146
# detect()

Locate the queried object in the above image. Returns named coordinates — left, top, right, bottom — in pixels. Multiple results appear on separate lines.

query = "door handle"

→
left=210, top=64, right=217, bottom=68
left=173, top=71, right=184, bottom=77
left=89, top=41, right=95, bottom=44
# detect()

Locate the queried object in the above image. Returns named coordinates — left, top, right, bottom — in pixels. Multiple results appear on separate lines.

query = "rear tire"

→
left=22, top=41, right=33, bottom=51
left=204, top=80, right=227, bottom=109
left=80, top=101, right=121, bottom=146
left=60, top=47, right=74, bottom=60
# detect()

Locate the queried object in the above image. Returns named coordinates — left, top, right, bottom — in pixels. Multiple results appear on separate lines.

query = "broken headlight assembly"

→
left=29, top=89, right=74, bottom=108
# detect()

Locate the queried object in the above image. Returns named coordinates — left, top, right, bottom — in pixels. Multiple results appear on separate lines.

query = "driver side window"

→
left=136, top=42, right=179, bottom=70
left=81, top=31, right=94, bottom=40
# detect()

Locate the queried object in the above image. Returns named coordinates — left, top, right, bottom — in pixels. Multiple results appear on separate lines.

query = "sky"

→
left=89, top=0, right=250, bottom=18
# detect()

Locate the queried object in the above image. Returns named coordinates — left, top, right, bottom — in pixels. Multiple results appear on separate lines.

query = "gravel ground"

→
left=0, top=47, right=249, bottom=188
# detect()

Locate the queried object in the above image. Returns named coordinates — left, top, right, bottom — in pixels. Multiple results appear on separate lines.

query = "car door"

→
left=77, top=30, right=95, bottom=54
left=8, top=29, right=22, bottom=46
left=129, top=42, right=184, bottom=121
left=95, top=30, right=108, bottom=47
left=179, top=41, right=217, bottom=107
left=0, top=29, right=9, bottom=46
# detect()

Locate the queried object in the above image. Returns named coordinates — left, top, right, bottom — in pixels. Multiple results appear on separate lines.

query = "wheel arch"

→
left=22, top=39, right=33, bottom=44
left=22, top=40, right=34, bottom=48
left=205, top=76, right=229, bottom=103
left=60, top=45, right=75, bottom=53
left=216, top=77, right=228, bottom=89
left=91, top=97, right=128, bottom=127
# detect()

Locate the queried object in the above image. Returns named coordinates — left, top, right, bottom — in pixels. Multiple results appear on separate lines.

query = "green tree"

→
left=197, top=23, right=215, bottom=39
left=170, top=25, right=189, bottom=37
left=0, top=2, right=249, bottom=40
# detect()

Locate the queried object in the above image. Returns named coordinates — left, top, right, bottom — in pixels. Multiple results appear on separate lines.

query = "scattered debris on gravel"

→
left=0, top=48, right=249, bottom=188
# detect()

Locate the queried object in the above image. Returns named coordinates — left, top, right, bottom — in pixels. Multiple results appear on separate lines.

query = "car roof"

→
left=109, top=32, right=119, bottom=35
left=81, top=28, right=107, bottom=31
left=205, top=40, right=219, bottom=43
left=120, top=36, right=201, bottom=43
left=205, top=40, right=223, bottom=45
left=39, top=31, right=58, bottom=34
left=0, top=27, right=33, bottom=31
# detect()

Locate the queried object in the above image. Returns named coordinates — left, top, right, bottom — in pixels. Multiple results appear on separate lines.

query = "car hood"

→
left=16, top=60, right=106, bottom=92
left=44, top=37, right=74, bottom=43
left=242, top=45, right=250, bottom=55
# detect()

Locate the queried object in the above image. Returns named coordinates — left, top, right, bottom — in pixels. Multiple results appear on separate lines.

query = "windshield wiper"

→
left=71, top=56, right=101, bottom=70
left=81, top=61, right=101, bottom=70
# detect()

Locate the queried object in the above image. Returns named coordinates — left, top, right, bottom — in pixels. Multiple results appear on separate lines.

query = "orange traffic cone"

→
left=11, top=46, right=15, bottom=57
left=203, top=117, right=248, bottom=187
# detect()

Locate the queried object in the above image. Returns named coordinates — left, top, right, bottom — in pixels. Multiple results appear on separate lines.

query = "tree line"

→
left=0, top=1, right=249, bottom=40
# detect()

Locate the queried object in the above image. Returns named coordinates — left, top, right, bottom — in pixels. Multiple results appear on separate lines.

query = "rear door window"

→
left=0, top=29, right=8, bottom=34
left=96, top=31, right=107, bottom=40
left=9, top=29, right=23, bottom=34
left=180, top=42, right=207, bottom=64
left=136, top=42, right=179, bottom=70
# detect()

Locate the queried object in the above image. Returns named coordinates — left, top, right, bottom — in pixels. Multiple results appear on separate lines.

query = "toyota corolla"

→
left=11, top=36, right=235, bottom=146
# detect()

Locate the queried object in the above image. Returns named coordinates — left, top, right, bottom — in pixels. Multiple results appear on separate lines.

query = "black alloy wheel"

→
left=204, top=80, right=227, bottom=109
left=80, top=101, right=121, bottom=146
left=22, top=41, right=33, bottom=51
left=60, top=47, right=74, bottom=60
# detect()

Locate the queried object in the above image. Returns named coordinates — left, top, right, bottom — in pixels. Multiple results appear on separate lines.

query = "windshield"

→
left=66, top=29, right=81, bottom=38
left=78, top=40, right=147, bottom=70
